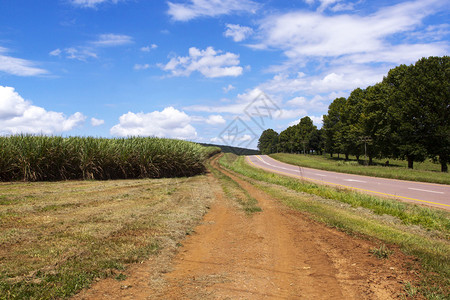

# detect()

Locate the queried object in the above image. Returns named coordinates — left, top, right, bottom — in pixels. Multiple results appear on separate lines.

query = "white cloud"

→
left=160, top=47, right=243, bottom=78
left=0, top=47, right=48, bottom=76
left=286, top=96, right=307, bottom=107
left=134, top=63, right=150, bottom=70
left=53, top=33, right=133, bottom=61
left=211, top=134, right=251, bottom=143
left=110, top=107, right=197, bottom=139
left=71, top=0, right=121, bottom=8
left=91, top=117, right=105, bottom=126
left=91, top=34, right=133, bottom=47
left=260, top=65, right=388, bottom=96
left=141, top=44, right=158, bottom=52
left=186, top=88, right=266, bottom=114
left=330, top=1, right=356, bottom=12
left=254, top=0, right=448, bottom=60
left=0, top=86, right=86, bottom=135
left=167, top=0, right=259, bottom=21
left=224, top=24, right=253, bottom=42
left=206, top=115, right=226, bottom=125
left=317, top=0, right=340, bottom=12
left=49, top=48, right=62, bottom=56
left=288, top=115, right=323, bottom=127
left=64, top=47, right=98, bottom=61
left=223, top=84, right=235, bottom=93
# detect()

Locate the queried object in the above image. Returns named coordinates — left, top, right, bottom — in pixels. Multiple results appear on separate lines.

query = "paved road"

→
left=247, top=155, right=450, bottom=210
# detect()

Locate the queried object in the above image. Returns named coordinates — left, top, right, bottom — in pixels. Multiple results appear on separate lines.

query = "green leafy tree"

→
left=339, top=88, right=366, bottom=161
left=297, top=116, right=318, bottom=154
left=323, top=97, right=346, bottom=157
left=404, top=56, right=450, bottom=172
left=360, top=83, right=396, bottom=163
left=279, top=125, right=298, bottom=153
left=257, top=129, right=279, bottom=154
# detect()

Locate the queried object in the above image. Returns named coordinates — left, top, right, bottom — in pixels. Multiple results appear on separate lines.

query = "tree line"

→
left=258, top=56, right=449, bottom=172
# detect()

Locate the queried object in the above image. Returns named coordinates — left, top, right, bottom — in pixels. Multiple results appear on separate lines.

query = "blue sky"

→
left=0, top=0, right=448, bottom=149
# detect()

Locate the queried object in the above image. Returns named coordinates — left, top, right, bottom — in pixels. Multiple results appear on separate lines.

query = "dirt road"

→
left=75, top=157, right=418, bottom=299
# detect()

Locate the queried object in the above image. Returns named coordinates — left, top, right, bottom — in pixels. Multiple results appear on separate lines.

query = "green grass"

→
left=270, top=153, right=450, bottom=185
left=219, top=154, right=450, bottom=299
left=0, top=135, right=213, bottom=181
left=207, top=156, right=261, bottom=214
left=370, top=244, right=394, bottom=259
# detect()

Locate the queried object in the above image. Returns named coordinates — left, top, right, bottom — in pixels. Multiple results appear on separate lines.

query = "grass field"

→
left=0, top=176, right=216, bottom=299
left=220, top=154, right=450, bottom=299
left=0, top=135, right=217, bottom=181
left=270, top=153, right=450, bottom=185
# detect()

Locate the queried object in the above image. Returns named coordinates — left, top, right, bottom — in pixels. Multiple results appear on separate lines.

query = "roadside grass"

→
left=219, top=154, right=450, bottom=299
left=207, top=156, right=261, bottom=215
left=0, top=176, right=215, bottom=299
left=270, top=153, right=450, bottom=185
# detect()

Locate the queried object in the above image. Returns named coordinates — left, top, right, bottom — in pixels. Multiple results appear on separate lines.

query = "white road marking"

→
left=314, top=174, right=326, bottom=177
left=408, top=188, right=444, bottom=194
left=344, top=179, right=366, bottom=183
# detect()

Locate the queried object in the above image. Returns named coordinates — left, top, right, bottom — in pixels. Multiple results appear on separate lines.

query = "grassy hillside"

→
left=0, top=135, right=215, bottom=181
left=199, top=143, right=259, bottom=156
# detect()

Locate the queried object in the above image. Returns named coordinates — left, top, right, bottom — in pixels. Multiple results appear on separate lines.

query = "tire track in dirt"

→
left=152, top=156, right=416, bottom=299
left=74, top=155, right=418, bottom=299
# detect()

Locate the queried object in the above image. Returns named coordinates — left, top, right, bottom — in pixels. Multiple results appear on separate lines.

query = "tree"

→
left=383, top=57, right=450, bottom=171
left=383, top=64, right=427, bottom=169
left=279, top=125, right=298, bottom=153
left=309, top=128, right=324, bottom=155
left=339, top=88, right=365, bottom=161
left=297, top=116, right=317, bottom=154
left=405, top=56, right=450, bottom=172
left=323, top=97, right=346, bottom=157
left=257, top=129, right=279, bottom=154
left=361, top=83, right=396, bottom=162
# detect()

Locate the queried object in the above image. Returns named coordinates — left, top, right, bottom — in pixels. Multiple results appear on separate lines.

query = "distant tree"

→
left=339, top=88, right=365, bottom=161
left=309, top=128, right=323, bottom=155
left=360, top=83, right=396, bottom=163
left=257, top=129, right=279, bottom=154
left=323, top=97, right=346, bottom=157
left=297, top=116, right=317, bottom=154
left=279, top=125, right=298, bottom=153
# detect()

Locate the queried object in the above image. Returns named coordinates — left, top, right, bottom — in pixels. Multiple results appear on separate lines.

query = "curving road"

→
left=247, top=155, right=450, bottom=210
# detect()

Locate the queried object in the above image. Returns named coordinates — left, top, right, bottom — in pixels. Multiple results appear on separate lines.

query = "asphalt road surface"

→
left=247, top=155, right=450, bottom=210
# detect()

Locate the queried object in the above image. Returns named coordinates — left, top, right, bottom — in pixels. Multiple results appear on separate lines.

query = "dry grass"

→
left=0, top=176, right=216, bottom=299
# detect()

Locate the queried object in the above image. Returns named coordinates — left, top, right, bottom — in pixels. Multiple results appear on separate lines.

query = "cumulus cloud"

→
left=260, top=65, right=387, bottom=96
left=0, top=47, right=48, bottom=76
left=224, top=24, right=253, bottom=42
left=205, top=115, right=226, bottom=125
left=0, top=86, right=86, bottom=135
left=91, top=117, right=105, bottom=126
left=160, top=47, right=243, bottom=78
left=110, top=107, right=197, bottom=139
left=167, top=0, right=259, bottom=21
